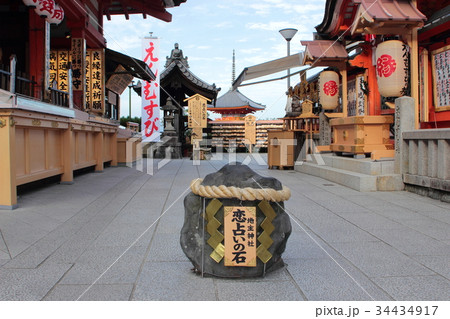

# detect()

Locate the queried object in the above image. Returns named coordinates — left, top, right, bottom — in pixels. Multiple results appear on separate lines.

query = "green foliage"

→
left=119, top=116, right=141, bottom=127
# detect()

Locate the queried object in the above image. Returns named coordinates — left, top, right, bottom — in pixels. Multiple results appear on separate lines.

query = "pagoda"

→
left=209, top=89, right=265, bottom=121
left=209, top=51, right=282, bottom=149
left=208, top=50, right=265, bottom=121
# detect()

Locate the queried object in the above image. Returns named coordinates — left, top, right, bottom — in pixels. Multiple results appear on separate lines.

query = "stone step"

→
left=295, top=161, right=403, bottom=192
left=320, top=154, right=395, bottom=175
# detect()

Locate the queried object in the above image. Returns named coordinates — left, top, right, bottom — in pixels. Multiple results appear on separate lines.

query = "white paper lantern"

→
left=46, top=4, right=64, bottom=25
left=319, top=70, right=339, bottom=110
left=34, top=0, right=55, bottom=19
left=375, top=40, right=409, bottom=97
left=23, top=0, right=39, bottom=7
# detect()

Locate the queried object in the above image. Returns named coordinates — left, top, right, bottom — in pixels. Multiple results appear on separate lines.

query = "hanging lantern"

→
left=319, top=70, right=339, bottom=110
left=23, top=0, right=39, bottom=7
left=46, top=4, right=64, bottom=25
left=375, top=40, right=409, bottom=97
left=34, top=0, right=55, bottom=19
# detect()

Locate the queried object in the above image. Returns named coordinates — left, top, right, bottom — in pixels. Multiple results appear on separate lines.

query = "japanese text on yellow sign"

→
left=224, top=206, right=257, bottom=267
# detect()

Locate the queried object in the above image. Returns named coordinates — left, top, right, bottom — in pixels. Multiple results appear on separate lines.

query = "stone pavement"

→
left=0, top=154, right=449, bottom=301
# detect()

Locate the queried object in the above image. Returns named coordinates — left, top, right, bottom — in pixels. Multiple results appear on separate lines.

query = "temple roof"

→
left=316, top=0, right=427, bottom=38
left=160, top=44, right=220, bottom=104
left=301, top=40, right=348, bottom=61
left=161, top=60, right=219, bottom=93
left=102, top=0, right=187, bottom=22
left=209, top=89, right=265, bottom=113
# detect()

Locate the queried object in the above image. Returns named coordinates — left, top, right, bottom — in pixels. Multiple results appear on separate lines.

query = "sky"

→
left=103, top=0, right=327, bottom=120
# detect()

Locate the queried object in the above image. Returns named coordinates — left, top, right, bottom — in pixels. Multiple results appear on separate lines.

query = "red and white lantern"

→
left=23, top=0, right=39, bottom=7
left=46, top=4, right=64, bottom=25
left=319, top=70, right=339, bottom=110
left=34, top=0, right=55, bottom=19
left=375, top=40, right=409, bottom=97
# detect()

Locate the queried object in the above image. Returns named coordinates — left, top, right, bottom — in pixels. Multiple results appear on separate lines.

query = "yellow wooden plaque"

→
left=244, top=115, right=256, bottom=144
left=87, top=49, right=105, bottom=114
left=185, top=94, right=210, bottom=128
left=224, top=206, right=257, bottom=267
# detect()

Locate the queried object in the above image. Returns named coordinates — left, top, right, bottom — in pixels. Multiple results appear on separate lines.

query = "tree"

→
left=120, top=116, right=141, bottom=127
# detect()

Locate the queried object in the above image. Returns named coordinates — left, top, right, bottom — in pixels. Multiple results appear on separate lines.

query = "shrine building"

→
left=0, top=0, right=188, bottom=209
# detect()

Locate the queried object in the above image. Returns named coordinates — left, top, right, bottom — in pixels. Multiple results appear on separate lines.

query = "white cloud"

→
left=240, top=48, right=262, bottom=55
left=246, top=21, right=292, bottom=31
left=215, top=21, right=233, bottom=29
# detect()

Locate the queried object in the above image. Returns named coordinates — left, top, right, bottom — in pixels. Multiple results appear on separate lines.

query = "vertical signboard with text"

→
left=142, top=36, right=161, bottom=142
left=224, top=206, right=257, bottom=267
left=71, top=38, right=85, bottom=96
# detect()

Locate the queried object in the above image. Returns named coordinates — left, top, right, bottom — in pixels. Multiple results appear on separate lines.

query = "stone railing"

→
left=401, top=128, right=450, bottom=199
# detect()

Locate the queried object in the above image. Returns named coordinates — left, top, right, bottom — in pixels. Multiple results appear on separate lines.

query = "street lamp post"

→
left=128, top=80, right=134, bottom=119
left=279, top=28, right=298, bottom=91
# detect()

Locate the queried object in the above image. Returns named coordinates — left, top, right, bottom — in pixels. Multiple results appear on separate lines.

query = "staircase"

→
left=295, top=154, right=404, bottom=192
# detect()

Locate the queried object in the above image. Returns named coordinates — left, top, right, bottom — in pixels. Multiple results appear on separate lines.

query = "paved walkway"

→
left=0, top=154, right=449, bottom=301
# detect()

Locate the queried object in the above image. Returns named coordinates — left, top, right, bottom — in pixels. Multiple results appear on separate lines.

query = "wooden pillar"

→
left=29, top=13, right=46, bottom=99
left=407, top=29, right=420, bottom=129
left=111, top=132, right=118, bottom=166
left=60, top=125, right=74, bottom=184
left=367, top=63, right=381, bottom=115
left=0, top=116, right=17, bottom=209
left=95, top=130, right=104, bottom=172
left=341, top=69, right=348, bottom=117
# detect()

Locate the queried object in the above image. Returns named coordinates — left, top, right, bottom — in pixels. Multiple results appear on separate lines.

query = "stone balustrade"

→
left=402, top=128, right=450, bottom=200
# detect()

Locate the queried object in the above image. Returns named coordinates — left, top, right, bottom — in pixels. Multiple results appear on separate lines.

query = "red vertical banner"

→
left=141, top=36, right=160, bottom=142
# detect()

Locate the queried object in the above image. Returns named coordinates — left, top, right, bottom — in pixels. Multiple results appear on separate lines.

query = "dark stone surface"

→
left=180, top=163, right=292, bottom=277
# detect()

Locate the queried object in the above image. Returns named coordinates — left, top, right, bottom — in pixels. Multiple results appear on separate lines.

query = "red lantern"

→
left=375, top=40, right=409, bottom=97
left=319, top=70, right=339, bottom=110
left=46, top=4, right=64, bottom=25
left=34, top=0, right=55, bottom=19
left=23, top=0, right=39, bottom=7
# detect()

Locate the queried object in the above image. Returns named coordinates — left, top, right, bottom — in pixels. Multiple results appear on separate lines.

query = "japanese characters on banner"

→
left=244, top=114, right=256, bottom=145
left=431, top=45, right=450, bottom=110
left=49, top=51, right=57, bottom=88
left=85, top=50, right=91, bottom=110
left=49, top=50, right=69, bottom=91
left=85, top=49, right=105, bottom=113
left=49, top=44, right=104, bottom=113
left=224, top=206, right=257, bottom=267
left=186, top=94, right=209, bottom=129
left=347, top=75, right=366, bottom=117
left=70, top=38, right=85, bottom=92
left=142, top=37, right=161, bottom=142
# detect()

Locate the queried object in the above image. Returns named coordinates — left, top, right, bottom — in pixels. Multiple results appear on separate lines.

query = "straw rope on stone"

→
left=190, top=178, right=291, bottom=202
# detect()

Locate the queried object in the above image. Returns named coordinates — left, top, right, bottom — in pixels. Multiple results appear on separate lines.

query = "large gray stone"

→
left=180, top=163, right=292, bottom=278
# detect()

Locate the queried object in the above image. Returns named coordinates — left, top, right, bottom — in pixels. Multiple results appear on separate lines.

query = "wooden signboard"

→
left=70, top=38, right=85, bottom=92
left=86, top=49, right=105, bottom=114
left=224, top=206, right=257, bottom=267
left=185, top=94, right=210, bottom=128
left=431, top=44, right=450, bottom=111
left=244, top=115, right=256, bottom=145
left=49, top=51, right=57, bottom=88
left=49, top=50, right=69, bottom=92
left=347, top=75, right=366, bottom=117
left=106, top=65, right=134, bottom=95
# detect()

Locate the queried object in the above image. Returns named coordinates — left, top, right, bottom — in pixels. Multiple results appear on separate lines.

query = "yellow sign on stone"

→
left=185, top=94, right=210, bottom=128
left=244, top=115, right=256, bottom=145
left=224, top=206, right=257, bottom=267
